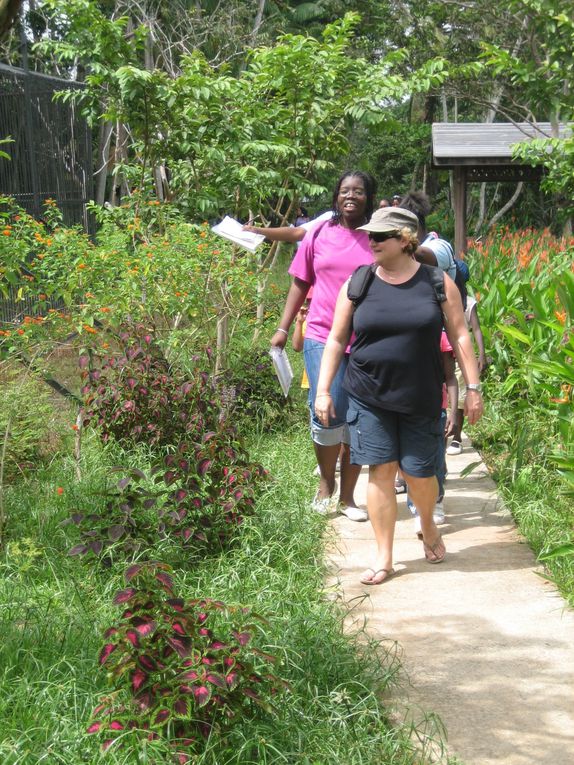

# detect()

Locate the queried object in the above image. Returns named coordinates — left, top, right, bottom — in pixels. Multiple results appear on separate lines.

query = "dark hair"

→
left=400, top=190, right=431, bottom=228
left=331, top=171, right=377, bottom=224
left=297, top=205, right=308, bottom=217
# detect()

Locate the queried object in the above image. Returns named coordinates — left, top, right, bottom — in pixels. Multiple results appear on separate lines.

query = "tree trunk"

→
left=110, top=120, right=129, bottom=206
left=250, top=0, right=267, bottom=45
left=485, top=182, right=523, bottom=230
left=0, top=0, right=21, bottom=41
left=95, top=121, right=113, bottom=206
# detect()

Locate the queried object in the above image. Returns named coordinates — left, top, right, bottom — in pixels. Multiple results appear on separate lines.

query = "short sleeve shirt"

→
left=422, top=234, right=456, bottom=281
left=289, top=222, right=373, bottom=344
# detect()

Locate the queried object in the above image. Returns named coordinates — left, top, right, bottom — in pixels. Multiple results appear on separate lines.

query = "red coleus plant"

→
left=65, top=437, right=268, bottom=563
left=88, top=563, right=287, bottom=761
left=80, top=325, right=225, bottom=449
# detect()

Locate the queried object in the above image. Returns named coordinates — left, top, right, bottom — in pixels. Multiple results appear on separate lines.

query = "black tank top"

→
left=343, top=264, right=444, bottom=417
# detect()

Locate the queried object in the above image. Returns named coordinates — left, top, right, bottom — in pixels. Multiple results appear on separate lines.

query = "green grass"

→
left=469, top=391, right=574, bottom=606
left=0, top=419, right=450, bottom=764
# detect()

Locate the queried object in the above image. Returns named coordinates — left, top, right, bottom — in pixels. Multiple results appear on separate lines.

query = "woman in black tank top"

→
left=314, top=207, right=484, bottom=584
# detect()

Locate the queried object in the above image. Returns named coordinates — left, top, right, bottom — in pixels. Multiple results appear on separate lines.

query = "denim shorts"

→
left=303, top=337, right=350, bottom=447
left=346, top=395, right=443, bottom=477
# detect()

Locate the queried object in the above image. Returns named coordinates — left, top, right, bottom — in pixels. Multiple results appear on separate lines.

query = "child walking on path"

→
left=447, top=289, right=487, bottom=455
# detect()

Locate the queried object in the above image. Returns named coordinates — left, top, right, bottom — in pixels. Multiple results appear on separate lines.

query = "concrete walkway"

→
left=327, top=435, right=574, bottom=765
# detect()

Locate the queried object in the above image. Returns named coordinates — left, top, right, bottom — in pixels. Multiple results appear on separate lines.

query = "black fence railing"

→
left=0, top=62, right=92, bottom=323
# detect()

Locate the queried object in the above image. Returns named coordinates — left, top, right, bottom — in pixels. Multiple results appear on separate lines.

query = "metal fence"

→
left=0, top=62, right=92, bottom=226
left=0, top=63, right=92, bottom=323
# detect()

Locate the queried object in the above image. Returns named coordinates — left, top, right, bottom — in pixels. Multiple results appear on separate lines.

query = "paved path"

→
left=327, top=435, right=574, bottom=765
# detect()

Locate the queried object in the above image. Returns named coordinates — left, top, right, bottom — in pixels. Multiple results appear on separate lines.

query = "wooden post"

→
left=453, top=166, right=467, bottom=256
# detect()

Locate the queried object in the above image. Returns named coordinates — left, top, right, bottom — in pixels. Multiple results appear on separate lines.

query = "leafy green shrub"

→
left=65, top=439, right=268, bottom=563
left=63, top=466, right=158, bottom=564
left=88, top=562, right=287, bottom=762
left=81, top=327, right=220, bottom=448
left=223, top=349, right=294, bottom=433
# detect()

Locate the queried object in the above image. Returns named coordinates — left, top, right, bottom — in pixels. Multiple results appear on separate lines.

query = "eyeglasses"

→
left=368, top=231, right=400, bottom=243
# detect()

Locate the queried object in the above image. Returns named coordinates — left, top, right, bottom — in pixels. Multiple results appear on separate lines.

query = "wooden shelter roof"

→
left=432, top=122, right=570, bottom=168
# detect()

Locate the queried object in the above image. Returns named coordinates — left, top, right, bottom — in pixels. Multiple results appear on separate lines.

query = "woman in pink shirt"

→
left=271, top=171, right=376, bottom=520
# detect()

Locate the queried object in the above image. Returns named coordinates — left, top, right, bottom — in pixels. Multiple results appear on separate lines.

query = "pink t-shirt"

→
left=440, top=331, right=453, bottom=409
left=288, top=222, right=373, bottom=344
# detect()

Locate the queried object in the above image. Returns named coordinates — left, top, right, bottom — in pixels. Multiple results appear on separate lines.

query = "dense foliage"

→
left=467, top=227, right=574, bottom=596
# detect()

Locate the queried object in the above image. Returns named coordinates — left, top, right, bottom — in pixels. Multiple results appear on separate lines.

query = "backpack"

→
left=453, top=258, right=469, bottom=310
left=347, top=263, right=446, bottom=307
left=424, top=234, right=468, bottom=310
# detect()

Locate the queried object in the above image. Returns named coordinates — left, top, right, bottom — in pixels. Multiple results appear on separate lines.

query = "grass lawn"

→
left=0, top=412, right=441, bottom=764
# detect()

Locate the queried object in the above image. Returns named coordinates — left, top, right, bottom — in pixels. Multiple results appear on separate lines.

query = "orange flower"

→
left=200, top=231, right=207, bottom=238
left=99, top=306, right=111, bottom=313
left=71, top=424, right=79, bottom=431
left=39, top=293, right=47, bottom=300
left=56, top=486, right=64, bottom=495
left=554, top=310, right=566, bottom=325
left=85, top=292, right=95, bottom=298
left=17, top=328, right=25, bottom=335
left=2, top=229, right=11, bottom=236
left=77, top=263, right=87, bottom=269
left=83, top=324, right=97, bottom=334
left=0, top=330, right=11, bottom=336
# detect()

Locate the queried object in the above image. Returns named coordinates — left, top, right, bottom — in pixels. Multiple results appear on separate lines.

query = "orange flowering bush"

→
left=0, top=196, right=263, bottom=364
left=467, top=225, right=574, bottom=495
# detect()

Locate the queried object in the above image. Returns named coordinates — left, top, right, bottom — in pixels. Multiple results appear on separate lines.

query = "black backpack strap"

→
left=348, top=263, right=446, bottom=307
left=421, top=264, right=447, bottom=303
left=347, top=263, right=377, bottom=306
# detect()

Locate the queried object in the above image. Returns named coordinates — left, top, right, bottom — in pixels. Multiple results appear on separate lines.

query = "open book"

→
left=211, top=216, right=266, bottom=253
left=268, top=346, right=293, bottom=398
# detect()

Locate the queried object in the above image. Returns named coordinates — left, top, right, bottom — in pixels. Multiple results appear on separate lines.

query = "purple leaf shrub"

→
left=64, top=440, right=268, bottom=562
left=88, top=563, right=287, bottom=759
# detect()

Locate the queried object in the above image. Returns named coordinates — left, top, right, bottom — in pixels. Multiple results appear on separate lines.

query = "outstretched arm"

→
left=243, top=224, right=306, bottom=243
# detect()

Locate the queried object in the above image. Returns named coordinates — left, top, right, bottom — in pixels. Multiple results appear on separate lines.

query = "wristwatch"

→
left=466, top=383, right=482, bottom=393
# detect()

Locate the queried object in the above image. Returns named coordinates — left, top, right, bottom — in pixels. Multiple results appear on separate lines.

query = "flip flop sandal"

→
left=360, top=567, right=395, bottom=585
left=423, top=535, right=446, bottom=564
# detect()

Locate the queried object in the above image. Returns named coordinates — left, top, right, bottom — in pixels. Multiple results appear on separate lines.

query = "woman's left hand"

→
left=464, top=390, right=484, bottom=425
left=314, top=393, right=336, bottom=426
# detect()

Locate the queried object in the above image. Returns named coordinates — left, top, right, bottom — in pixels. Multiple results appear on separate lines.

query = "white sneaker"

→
left=311, top=492, right=336, bottom=514
left=433, top=501, right=445, bottom=525
left=446, top=440, right=462, bottom=455
left=339, top=504, right=368, bottom=522
left=313, top=465, right=321, bottom=476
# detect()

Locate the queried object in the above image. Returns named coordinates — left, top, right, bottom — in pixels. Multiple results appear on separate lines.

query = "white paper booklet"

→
left=268, top=346, right=293, bottom=398
left=211, top=216, right=266, bottom=253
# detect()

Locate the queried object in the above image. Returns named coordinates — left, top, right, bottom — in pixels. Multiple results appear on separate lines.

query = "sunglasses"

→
left=368, top=231, right=400, bottom=243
